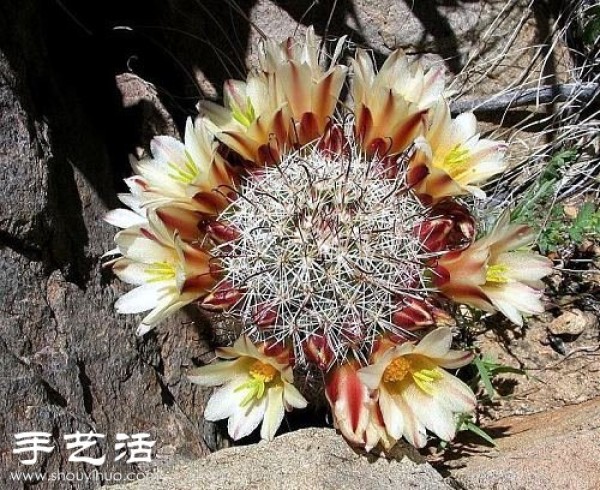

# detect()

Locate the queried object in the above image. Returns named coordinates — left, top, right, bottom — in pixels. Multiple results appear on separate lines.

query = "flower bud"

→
left=201, top=280, right=243, bottom=310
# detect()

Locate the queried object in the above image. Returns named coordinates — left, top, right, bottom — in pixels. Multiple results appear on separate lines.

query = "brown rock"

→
left=450, top=398, right=600, bottom=490
left=548, top=309, right=597, bottom=337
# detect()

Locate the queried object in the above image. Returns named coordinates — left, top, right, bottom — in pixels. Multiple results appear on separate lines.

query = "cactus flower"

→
left=260, top=26, right=347, bottom=145
left=188, top=336, right=307, bottom=441
left=358, top=328, right=475, bottom=448
left=352, top=49, right=443, bottom=156
left=434, top=213, right=553, bottom=325
left=200, top=74, right=289, bottom=164
left=408, top=100, right=508, bottom=202
left=126, top=117, right=235, bottom=214
left=105, top=210, right=218, bottom=335
left=325, top=360, right=376, bottom=448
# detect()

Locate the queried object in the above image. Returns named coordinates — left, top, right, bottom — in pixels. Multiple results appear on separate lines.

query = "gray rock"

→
left=0, top=3, right=215, bottom=489
left=110, top=428, right=453, bottom=490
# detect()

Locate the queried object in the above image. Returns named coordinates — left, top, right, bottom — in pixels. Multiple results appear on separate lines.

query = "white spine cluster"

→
left=214, top=126, right=432, bottom=366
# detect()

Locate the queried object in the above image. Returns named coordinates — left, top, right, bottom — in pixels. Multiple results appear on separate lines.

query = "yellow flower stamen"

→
left=412, top=367, right=443, bottom=395
left=231, top=97, right=256, bottom=128
left=236, top=360, right=279, bottom=407
left=439, top=145, right=470, bottom=180
left=486, top=263, right=510, bottom=283
left=249, top=360, right=278, bottom=382
left=383, top=355, right=443, bottom=396
left=146, top=262, right=177, bottom=283
left=383, top=357, right=412, bottom=383
left=167, top=151, right=201, bottom=184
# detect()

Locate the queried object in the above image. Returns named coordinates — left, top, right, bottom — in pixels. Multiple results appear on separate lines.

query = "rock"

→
left=548, top=309, right=597, bottom=337
left=110, top=428, right=453, bottom=490
left=449, top=397, right=600, bottom=490
left=0, top=3, right=216, bottom=489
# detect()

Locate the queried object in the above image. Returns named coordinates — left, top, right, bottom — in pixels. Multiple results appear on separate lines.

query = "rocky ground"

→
left=2, top=0, right=598, bottom=489
left=109, top=399, right=600, bottom=490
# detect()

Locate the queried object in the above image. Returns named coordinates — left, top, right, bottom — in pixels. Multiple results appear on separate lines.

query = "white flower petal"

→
left=283, top=383, right=308, bottom=410
left=260, top=385, right=285, bottom=441
left=115, top=283, right=162, bottom=314
left=436, top=372, right=477, bottom=414
left=403, top=383, right=456, bottom=443
left=204, top=377, right=248, bottom=421
left=378, top=388, right=405, bottom=440
left=188, top=358, right=251, bottom=387
left=185, top=118, right=212, bottom=178
left=490, top=297, right=524, bottom=326
left=105, top=209, right=146, bottom=229
left=396, top=394, right=427, bottom=448
left=150, top=135, right=188, bottom=169
left=198, top=102, right=236, bottom=132
left=357, top=361, right=388, bottom=390
left=413, top=327, right=452, bottom=358
left=228, top=396, right=267, bottom=440
left=112, top=259, right=153, bottom=286
left=452, top=112, right=477, bottom=142
left=434, top=350, right=474, bottom=369
left=486, top=282, right=545, bottom=325
left=498, top=252, right=553, bottom=284
left=115, top=232, right=172, bottom=264
left=137, top=292, right=197, bottom=334
left=118, top=192, right=145, bottom=215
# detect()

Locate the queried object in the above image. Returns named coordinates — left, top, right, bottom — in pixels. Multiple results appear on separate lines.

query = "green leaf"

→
left=583, top=6, right=600, bottom=45
left=511, top=150, right=576, bottom=224
left=464, top=420, right=497, bottom=447
left=473, top=355, right=496, bottom=398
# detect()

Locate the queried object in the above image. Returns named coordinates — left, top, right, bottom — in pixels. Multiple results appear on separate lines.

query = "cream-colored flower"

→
left=324, top=359, right=398, bottom=452
left=199, top=73, right=289, bottom=164
left=188, top=336, right=307, bottom=441
left=358, top=328, right=475, bottom=448
left=408, top=100, right=507, bottom=201
left=434, top=213, right=554, bottom=326
left=353, top=49, right=445, bottom=111
left=260, top=26, right=347, bottom=145
left=352, top=49, right=443, bottom=156
left=200, top=27, right=347, bottom=163
left=126, top=117, right=235, bottom=215
left=105, top=210, right=217, bottom=335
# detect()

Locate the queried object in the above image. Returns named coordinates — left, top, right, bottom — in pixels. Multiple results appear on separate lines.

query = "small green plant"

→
left=456, top=413, right=496, bottom=447
left=582, top=5, right=600, bottom=45
left=538, top=202, right=600, bottom=254
left=473, top=354, right=526, bottom=399
left=511, top=150, right=600, bottom=253
left=438, top=413, right=496, bottom=449
left=511, top=149, right=577, bottom=225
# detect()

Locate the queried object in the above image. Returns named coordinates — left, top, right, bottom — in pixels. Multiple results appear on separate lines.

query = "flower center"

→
left=236, top=360, right=279, bottom=407
left=383, top=355, right=444, bottom=395
left=440, top=145, right=470, bottom=180
left=231, top=98, right=256, bottom=128
left=383, top=357, right=412, bottom=383
left=146, top=262, right=177, bottom=283
left=486, top=263, right=510, bottom=283
left=168, top=152, right=201, bottom=184
left=249, top=360, right=278, bottom=383
left=411, top=364, right=443, bottom=395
